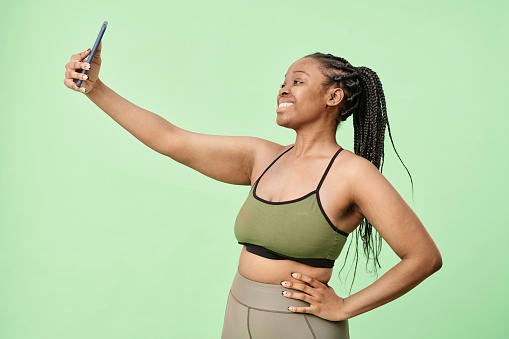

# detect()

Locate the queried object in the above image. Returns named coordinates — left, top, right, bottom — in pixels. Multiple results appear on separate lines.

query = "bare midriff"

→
left=238, top=246, right=333, bottom=285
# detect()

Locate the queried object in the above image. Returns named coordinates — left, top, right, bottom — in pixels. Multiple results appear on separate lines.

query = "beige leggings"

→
left=221, top=271, right=350, bottom=339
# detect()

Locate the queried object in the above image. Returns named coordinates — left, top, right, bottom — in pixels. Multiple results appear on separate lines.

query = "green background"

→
left=1, top=0, right=508, bottom=338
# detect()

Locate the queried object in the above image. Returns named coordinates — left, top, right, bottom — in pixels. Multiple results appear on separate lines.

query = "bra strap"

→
left=316, top=148, right=344, bottom=191
left=254, top=145, right=295, bottom=185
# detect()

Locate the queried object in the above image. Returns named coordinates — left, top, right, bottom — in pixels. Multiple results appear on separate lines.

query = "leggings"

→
left=221, top=271, right=349, bottom=339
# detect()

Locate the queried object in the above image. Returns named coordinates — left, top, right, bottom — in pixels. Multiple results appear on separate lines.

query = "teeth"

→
left=278, top=102, right=294, bottom=108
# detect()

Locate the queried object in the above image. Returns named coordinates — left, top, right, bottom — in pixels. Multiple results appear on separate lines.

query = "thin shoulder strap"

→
left=254, top=145, right=295, bottom=184
left=316, top=148, right=344, bottom=191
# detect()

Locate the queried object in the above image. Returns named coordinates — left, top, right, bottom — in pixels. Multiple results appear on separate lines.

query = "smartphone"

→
left=77, top=21, right=108, bottom=87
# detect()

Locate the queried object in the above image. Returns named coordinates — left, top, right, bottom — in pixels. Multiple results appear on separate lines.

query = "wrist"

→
left=338, top=296, right=354, bottom=321
left=84, top=78, right=104, bottom=97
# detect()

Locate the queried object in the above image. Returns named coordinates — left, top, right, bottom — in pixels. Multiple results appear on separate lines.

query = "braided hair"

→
left=306, top=53, right=414, bottom=288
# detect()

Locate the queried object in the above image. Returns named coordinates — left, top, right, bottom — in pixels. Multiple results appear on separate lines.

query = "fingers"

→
left=64, top=45, right=103, bottom=93
left=290, top=272, right=322, bottom=288
left=64, top=51, right=92, bottom=93
left=282, top=288, right=313, bottom=313
left=281, top=280, right=313, bottom=294
left=63, top=65, right=89, bottom=93
left=282, top=290, right=312, bottom=303
left=281, top=272, right=345, bottom=321
left=65, top=69, right=89, bottom=81
left=63, top=78, right=87, bottom=93
left=288, top=305, right=311, bottom=313
left=71, top=48, right=91, bottom=62
left=65, top=60, right=91, bottom=72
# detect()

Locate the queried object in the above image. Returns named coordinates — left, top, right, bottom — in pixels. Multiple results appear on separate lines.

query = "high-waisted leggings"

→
left=221, top=271, right=349, bottom=339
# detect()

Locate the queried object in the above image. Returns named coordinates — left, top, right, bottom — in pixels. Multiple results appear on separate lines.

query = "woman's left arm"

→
left=284, top=157, right=442, bottom=321
left=340, top=157, right=442, bottom=319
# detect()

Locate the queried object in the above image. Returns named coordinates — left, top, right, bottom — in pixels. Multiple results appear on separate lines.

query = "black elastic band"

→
left=240, top=243, right=335, bottom=268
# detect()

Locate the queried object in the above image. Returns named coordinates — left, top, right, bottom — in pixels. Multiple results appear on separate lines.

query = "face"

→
left=276, top=57, right=341, bottom=129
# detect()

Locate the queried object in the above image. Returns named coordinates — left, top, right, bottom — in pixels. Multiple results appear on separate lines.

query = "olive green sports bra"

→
left=234, top=145, right=349, bottom=268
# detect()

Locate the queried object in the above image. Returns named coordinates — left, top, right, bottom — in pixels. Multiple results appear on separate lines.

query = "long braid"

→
left=306, top=53, right=414, bottom=289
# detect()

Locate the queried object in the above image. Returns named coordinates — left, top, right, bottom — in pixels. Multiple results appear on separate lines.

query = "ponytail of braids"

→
left=306, top=53, right=414, bottom=292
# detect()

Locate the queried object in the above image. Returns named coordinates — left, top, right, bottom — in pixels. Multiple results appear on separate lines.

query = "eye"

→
left=280, top=80, right=303, bottom=89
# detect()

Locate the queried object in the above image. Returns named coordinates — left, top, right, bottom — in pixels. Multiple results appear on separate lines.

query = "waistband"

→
left=229, top=270, right=310, bottom=313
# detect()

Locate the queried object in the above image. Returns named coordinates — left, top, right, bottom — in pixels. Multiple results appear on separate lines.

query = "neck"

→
left=291, top=127, right=340, bottom=158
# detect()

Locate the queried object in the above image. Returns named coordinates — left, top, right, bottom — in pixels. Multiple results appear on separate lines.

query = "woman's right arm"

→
left=64, top=43, right=282, bottom=186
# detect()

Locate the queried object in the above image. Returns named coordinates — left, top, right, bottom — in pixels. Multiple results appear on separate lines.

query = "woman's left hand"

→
left=281, top=272, right=347, bottom=321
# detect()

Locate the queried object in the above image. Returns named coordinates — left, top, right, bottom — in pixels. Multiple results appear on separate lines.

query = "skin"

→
left=64, top=43, right=442, bottom=322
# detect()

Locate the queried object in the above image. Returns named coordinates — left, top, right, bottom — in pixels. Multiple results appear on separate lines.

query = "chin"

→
left=276, top=114, right=300, bottom=130
left=276, top=115, right=290, bottom=128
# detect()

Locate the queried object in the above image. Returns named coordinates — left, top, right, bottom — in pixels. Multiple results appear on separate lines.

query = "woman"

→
left=64, top=42, right=442, bottom=338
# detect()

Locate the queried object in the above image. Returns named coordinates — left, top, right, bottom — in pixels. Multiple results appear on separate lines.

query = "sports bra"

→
left=234, top=145, right=349, bottom=268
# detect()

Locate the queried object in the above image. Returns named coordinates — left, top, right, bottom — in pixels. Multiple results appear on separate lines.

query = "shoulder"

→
left=332, top=148, right=391, bottom=200
left=249, top=138, right=291, bottom=164
left=248, top=139, right=293, bottom=184
left=334, top=149, right=402, bottom=215
left=335, top=148, right=381, bottom=179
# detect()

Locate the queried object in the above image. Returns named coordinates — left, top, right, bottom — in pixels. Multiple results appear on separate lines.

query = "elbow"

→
left=410, top=250, right=442, bottom=276
left=428, top=251, right=443, bottom=274
left=431, top=256, right=442, bottom=273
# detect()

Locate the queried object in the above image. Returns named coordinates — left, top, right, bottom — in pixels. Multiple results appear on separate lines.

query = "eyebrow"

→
left=293, top=70, right=310, bottom=76
left=284, top=70, right=311, bottom=77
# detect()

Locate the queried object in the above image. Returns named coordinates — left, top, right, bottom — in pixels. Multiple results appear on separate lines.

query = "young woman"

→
left=64, top=42, right=442, bottom=338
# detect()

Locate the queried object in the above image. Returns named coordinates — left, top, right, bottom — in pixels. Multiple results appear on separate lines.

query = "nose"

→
left=279, top=85, right=289, bottom=97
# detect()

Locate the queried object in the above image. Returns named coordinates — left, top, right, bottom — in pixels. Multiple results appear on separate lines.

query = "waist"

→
left=238, top=246, right=333, bottom=285
left=227, top=269, right=350, bottom=336
left=230, top=270, right=310, bottom=312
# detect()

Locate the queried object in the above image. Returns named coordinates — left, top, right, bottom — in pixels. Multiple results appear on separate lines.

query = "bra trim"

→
left=251, top=145, right=349, bottom=237
left=240, top=243, right=335, bottom=268
left=253, top=186, right=317, bottom=205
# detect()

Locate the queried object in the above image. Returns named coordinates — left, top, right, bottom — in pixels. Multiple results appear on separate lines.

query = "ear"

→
left=326, top=87, right=344, bottom=107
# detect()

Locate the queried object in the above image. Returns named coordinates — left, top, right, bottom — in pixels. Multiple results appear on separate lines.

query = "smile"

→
left=278, top=102, right=294, bottom=108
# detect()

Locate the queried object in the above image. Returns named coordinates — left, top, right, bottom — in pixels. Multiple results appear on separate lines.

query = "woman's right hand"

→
left=64, top=41, right=103, bottom=94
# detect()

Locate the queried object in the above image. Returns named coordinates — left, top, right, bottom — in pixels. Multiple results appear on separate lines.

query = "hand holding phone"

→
left=77, top=21, right=108, bottom=88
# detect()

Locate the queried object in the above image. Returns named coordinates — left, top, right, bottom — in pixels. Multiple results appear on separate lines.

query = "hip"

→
left=222, top=270, right=349, bottom=339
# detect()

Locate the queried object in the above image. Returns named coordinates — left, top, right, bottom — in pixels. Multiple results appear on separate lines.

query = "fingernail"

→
left=288, top=307, right=293, bottom=311
left=81, top=88, right=86, bottom=93
left=83, top=75, right=88, bottom=80
left=280, top=281, right=284, bottom=286
left=281, top=291, right=285, bottom=295
left=291, top=273, right=297, bottom=278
